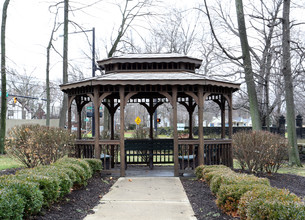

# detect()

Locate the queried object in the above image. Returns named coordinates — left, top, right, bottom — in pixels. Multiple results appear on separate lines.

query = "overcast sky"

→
left=2, top=0, right=200, bottom=83
left=2, top=0, right=305, bottom=85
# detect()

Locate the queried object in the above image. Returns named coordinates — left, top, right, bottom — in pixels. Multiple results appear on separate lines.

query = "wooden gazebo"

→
left=60, top=53, right=240, bottom=177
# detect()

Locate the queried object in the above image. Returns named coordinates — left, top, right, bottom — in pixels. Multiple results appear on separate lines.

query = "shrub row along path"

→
left=84, top=177, right=196, bottom=220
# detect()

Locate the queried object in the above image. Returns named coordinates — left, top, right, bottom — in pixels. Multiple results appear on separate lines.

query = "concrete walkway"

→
left=84, top=177, right=196, bottom=220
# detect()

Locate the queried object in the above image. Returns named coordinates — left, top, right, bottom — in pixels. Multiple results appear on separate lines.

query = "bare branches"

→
left=107, top=0, right=154, bottom=57
left=198, top=1, right=243, bottom=62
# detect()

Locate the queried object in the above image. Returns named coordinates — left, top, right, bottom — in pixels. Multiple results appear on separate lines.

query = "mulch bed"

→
left=1, top=168, right=305, bottom=219
left=181, top=171, right=305, bottom=220
left=181, top=178, right=235, bottom=220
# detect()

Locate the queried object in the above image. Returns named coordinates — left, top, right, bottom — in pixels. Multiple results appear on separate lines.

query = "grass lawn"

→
left=0, top=155, right=24, bottom=170
left=277, top=164, right=305, bottom=177
left=234, top=159, right=305, bottom=177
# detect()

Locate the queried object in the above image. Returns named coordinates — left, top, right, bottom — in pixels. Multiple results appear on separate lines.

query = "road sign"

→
left=135, top=116, right=141, bottom=125
left=87, top=106, right=103, bottom=110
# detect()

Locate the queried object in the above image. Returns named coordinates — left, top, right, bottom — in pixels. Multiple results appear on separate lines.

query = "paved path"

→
left=84, top=177, right=196, bottom=220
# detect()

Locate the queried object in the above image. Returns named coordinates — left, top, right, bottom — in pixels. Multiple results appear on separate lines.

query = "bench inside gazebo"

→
left=60, top=53, right=240, bottom=177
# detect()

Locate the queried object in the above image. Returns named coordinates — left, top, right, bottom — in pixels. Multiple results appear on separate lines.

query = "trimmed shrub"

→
left=55, top=157, right=93, bottom=180
left=216, top=183, right=268, bottom=214
left=14, top=173, right=60, bottom=206
left=50, top=165, right=77, bottom=184
left=53, top=162, right=87, bottom=186
left=5, top=124, right=75, bottom=168
left=195, top=165, right=235, bottom=183
left=233, top=130, right=289, bottom=173
left=204, top=169, right=235, bottom=185
left=0, top=176, right=43, bottom=216
left=201, top=165, right=230, bottom=175
left=210, top=173, right=270, bottom=194
left=0, top=187, right=25, bottom=220
left=18, top=166, right=73, bottom=198
left=195, top=165, right=205, bottom=179
left=238, top=186, right=305, bottom=220
left=84, top=158, right=103, bottom=172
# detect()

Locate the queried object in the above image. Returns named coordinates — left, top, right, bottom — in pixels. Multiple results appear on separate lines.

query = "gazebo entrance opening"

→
left=60, top=54, right=240, bottom=177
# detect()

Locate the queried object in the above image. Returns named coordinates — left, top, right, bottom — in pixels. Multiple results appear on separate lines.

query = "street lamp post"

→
left=66, top=27, right=98, bottom=136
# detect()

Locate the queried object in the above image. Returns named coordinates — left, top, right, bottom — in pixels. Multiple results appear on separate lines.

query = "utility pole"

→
left=64, top=27, right=98, bottom=135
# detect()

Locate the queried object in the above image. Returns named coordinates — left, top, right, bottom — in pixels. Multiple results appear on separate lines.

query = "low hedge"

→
left=84, top=158, right=103, bottom=172
left=0, top=176, right=43, bottom=216
left=56, top=157, right=93, bottom=178
left=239, top=186, right=305, bottom=220
left=0, top=187, right=25, bottom=220
left=15, top=173, right=61, bottom=207
left=53, top=162, right=87, bottom=186
left=195, top=165, right=232, bottom=182
left=0, top=158, right=101, bottom=219
left=17, top=166, right=73, bottom=198
left=216, top=183, right=268, bottom=214
left=195, top=165, right=305, bottom=219
left=210, top=173, right=270, bottom=194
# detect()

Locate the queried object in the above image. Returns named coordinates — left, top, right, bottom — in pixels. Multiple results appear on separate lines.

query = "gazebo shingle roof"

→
left=60, top=72, right=240, bottom=91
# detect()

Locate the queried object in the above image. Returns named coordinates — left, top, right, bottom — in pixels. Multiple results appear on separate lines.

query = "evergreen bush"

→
left=15, top=173, right=60, bottom=206
left=84, top=158, right=103, bottom=172
left=239, top=186, right=305, bottom=219
left=0, top=176, right=43, bottom=216
left=0, top=187, right=25, bottom=220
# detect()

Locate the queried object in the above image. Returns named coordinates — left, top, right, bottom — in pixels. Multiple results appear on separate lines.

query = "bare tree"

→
left=46, top=6, right=62, bottom=126
left=202, top=0, right=262, bottom=130
left=59, top=0, right=69, bottom=128
left=282, top=0, right=301, bottom=166
left=0, top=0, right=10, bottom=154
left=107, top=0, right=154, bottom=57
left=144, top=7, right=200, bottom=55
left=7, top=69, right=42, bottom=119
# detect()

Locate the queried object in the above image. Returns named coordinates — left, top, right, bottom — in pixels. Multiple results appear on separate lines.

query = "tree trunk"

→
left=46, top=36, right=51, bottom=126
left=282, top=0, right=301, bottom=166
left=59, top=0, right=69, bottom=128
left=46, top=13, right=58, bottom=127
left=0, top=0, right=10, bottom=154
left=235, top=0, right=262, bottom=130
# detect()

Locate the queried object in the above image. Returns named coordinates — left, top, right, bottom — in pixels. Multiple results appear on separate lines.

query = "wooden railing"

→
left=74, top=138, right=233, bottom=174
left=125, top=139, right=174, bottom=169
left=75, top=139, right=120, bottom=173
left=75, top=139, right=94, bottom=158
left=204, top=139, right=233, bottom=167
left=178, top=139, right=199, bottom=173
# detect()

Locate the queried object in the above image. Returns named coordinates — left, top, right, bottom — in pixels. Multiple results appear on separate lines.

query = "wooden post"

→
left=68, top=105, right=72, bottom=132
left=198, top=87, right=204, bottom=165
left=228, top=93, right=233, bottom=139
left=172, top=86, right=179, bottom=176
left=119, top=86, right=126, bottom=177
left=228, top=92, right=233, bottom=167
left=94, top=87, right=100, bottom=159
left=149, top=98, right=154, bottom=139
left=77, top=110, right=82, bottom=139
left=188, top=97, right=193, bottom=139
left=110, top=99, right=115, bottom=168
left=221, top=96, right=226, bottom=139
left=110, top=98, right=115, bottom=140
